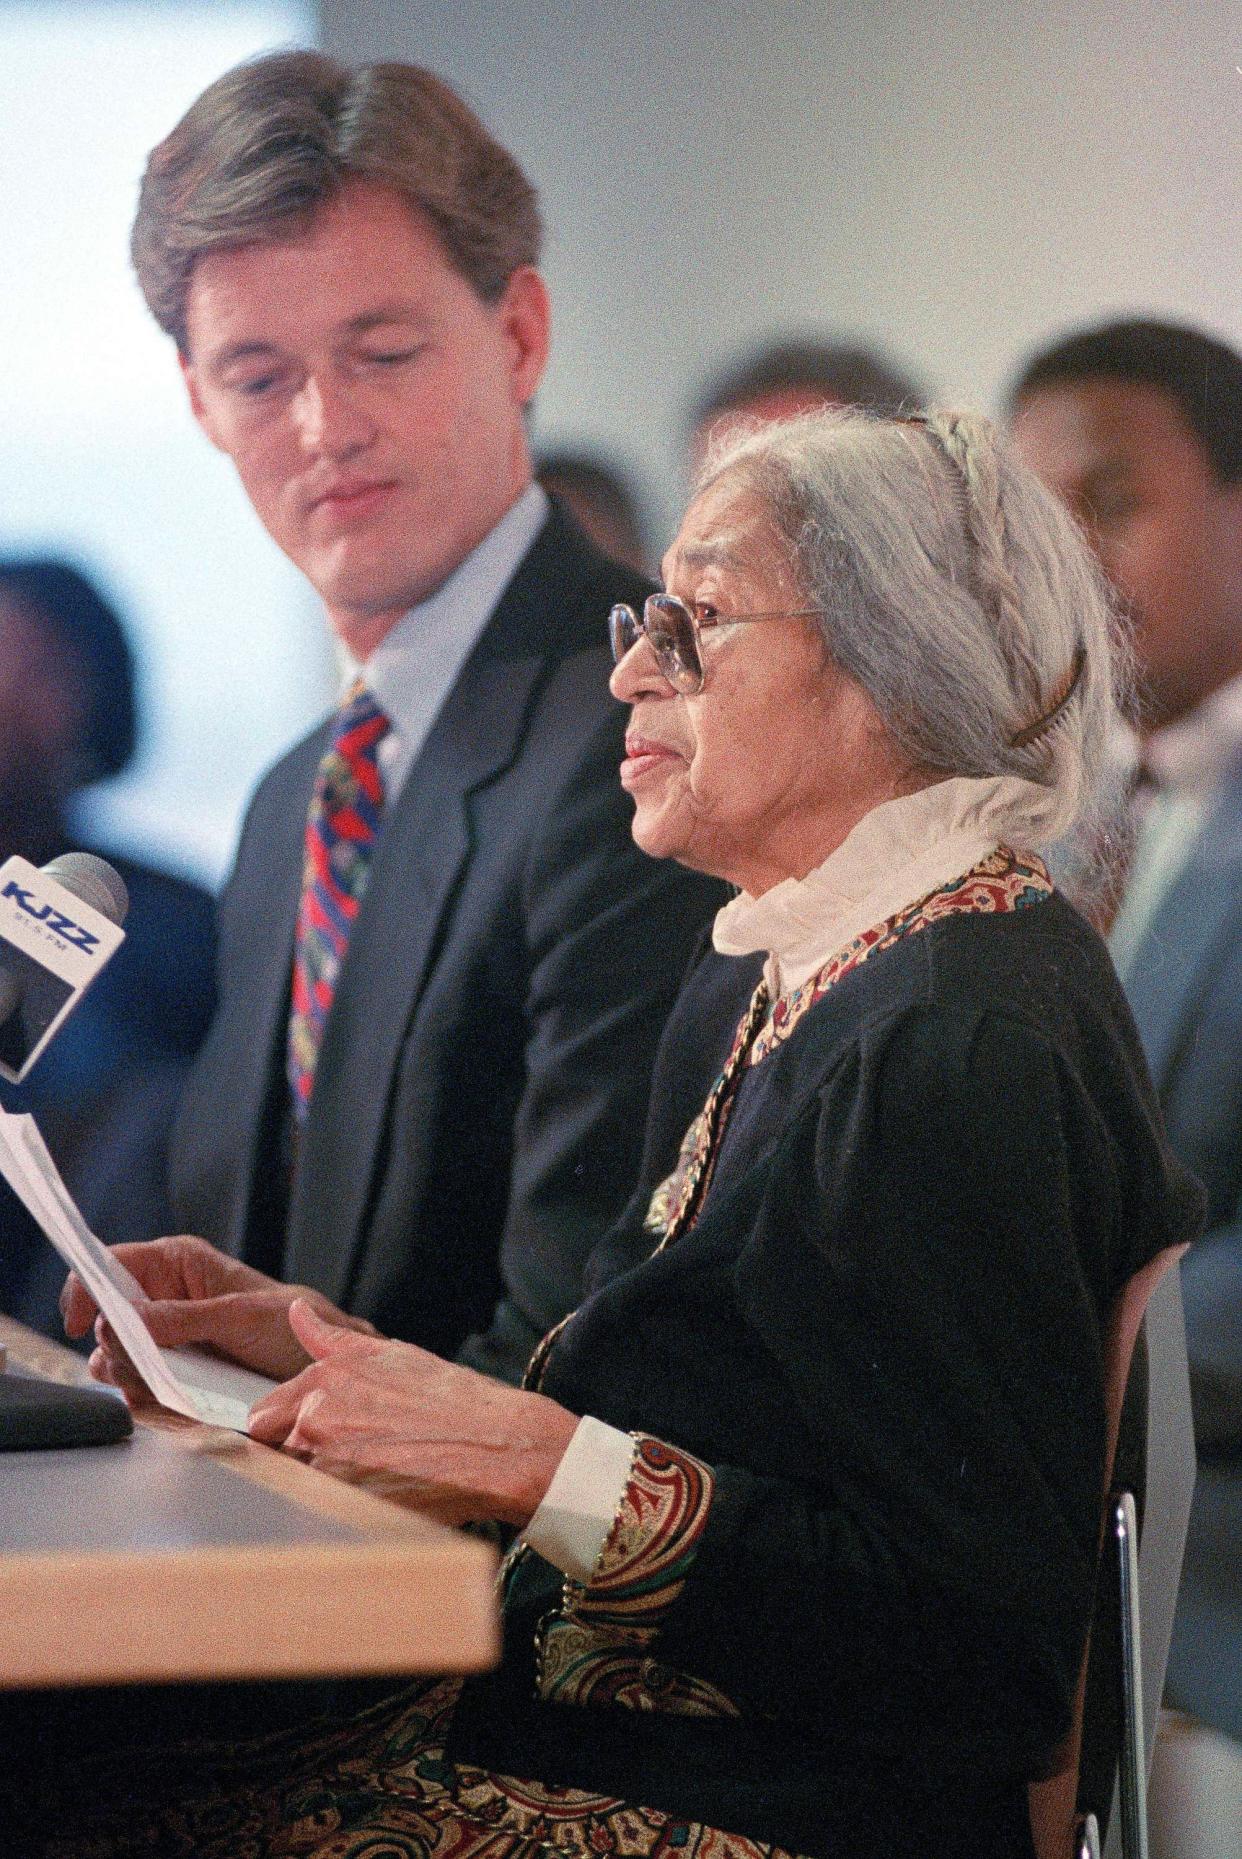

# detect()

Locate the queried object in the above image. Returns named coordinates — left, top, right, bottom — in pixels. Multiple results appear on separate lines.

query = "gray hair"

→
left=131, top=50, right=542, bottom=354
left=697, top=406, right=1131, bottom=855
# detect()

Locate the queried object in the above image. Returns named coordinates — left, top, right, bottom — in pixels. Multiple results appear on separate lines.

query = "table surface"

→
left=0, top=1315, right=499, bottom=1690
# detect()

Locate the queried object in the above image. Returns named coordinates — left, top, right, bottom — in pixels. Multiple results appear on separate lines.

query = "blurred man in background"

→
left=132, top=51, right=721, bottom=1388
left=0, top=559, right=216, bottom=1330
left=1010, top=316, right=1242, bottom=1847
left=536, top=450, right=653, bottom=576
left=689, top=335, right=923, bottom=469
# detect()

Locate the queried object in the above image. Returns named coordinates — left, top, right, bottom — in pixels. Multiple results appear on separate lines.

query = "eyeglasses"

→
left=607, top=592, right=827, bottom=694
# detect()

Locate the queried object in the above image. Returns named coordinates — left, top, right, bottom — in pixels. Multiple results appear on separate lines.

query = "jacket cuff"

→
left=567, top=1433, right=716, bottom=1629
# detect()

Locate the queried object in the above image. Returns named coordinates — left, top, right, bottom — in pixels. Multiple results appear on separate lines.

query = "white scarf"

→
left=712, top=774, right=1049, bottom=996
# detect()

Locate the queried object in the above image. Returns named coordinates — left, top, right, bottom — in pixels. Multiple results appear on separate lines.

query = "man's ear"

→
left=179, top=351, right=226, bottom=451
left=496, top=266, right=551, bottom=408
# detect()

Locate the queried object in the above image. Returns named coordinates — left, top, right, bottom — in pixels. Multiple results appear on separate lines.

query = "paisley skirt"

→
left=11, top=1676, right=805, bottom=1859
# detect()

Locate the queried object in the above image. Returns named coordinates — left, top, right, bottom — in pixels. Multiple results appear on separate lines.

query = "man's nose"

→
left=294, top=372, right=376, bottom=459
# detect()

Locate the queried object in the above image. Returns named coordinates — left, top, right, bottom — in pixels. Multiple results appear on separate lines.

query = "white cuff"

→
left=521, top=1414, right=636, bottom=1583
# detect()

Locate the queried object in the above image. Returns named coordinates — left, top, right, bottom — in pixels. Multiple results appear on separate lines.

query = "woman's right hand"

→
left=60, top=1234, right=378, bottom=1394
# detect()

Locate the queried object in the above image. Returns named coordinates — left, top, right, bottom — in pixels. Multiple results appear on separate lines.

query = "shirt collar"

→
left=712, top=773, right=1049, bottom=995
left=341, top=481, right=550, bottom=739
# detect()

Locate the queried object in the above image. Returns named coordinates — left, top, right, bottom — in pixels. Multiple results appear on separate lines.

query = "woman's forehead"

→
left=662, top=482, right=772, bottom=585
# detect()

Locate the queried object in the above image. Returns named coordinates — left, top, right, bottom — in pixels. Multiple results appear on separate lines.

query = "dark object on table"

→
left=0, top=1371, right=133, bottom=1449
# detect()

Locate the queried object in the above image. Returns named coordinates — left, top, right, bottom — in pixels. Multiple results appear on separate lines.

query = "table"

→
left=0, top=1315, right=499, bottom=1690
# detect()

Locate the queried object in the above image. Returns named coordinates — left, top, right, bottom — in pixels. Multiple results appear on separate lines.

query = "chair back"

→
left=1028, top=1242, right=1191, bottom=1859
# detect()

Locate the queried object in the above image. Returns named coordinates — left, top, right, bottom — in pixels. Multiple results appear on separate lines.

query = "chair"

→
left=1029, top=1244, right=1195, bottom=1859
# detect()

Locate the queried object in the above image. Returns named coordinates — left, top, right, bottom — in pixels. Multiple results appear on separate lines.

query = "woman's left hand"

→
left=246, top=1301, right=580, bottom=1528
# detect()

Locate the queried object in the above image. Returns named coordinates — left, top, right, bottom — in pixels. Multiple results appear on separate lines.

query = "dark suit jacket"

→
left=168, top=508, right=724, bottom=1383
left=1118, top=759, right=1242, bottom=1740
left=451, top=897, right=1202, bottom=1855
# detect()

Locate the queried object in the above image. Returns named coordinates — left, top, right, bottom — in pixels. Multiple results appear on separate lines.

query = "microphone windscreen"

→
left=43, top=853, right=129, bottom=927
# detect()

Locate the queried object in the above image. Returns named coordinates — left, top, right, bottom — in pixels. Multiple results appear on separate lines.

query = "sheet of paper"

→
left=0, top=1106, right=277, bottom=1430
left=0, top=1113, right=184, bottom=1413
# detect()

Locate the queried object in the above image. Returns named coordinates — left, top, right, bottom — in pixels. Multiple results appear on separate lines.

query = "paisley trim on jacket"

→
left=536, top=1436, right=738, bottom=1721
left=645, top=846, right=1052, bottom=1238
left=748, top=846, right=1053, bottom=1066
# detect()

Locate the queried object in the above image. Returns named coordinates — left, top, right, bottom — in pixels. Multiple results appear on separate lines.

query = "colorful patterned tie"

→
left=287, top=680, right=391, bottom=1120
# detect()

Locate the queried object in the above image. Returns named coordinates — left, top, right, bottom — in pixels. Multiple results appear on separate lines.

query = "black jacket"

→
left=452, top=895, right=1204, bottom=1856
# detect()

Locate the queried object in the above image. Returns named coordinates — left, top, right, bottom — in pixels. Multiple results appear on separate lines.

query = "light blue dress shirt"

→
left=343, top=481, right=550, bottom=809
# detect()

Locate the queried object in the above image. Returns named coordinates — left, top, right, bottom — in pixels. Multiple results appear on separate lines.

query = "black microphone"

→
left=0, top=852, right=129, bottom=1081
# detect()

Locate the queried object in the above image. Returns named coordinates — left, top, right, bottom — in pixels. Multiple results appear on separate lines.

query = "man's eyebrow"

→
left=206, top=339, right=282, bottom=373
left=343, top=308, right=425, bottom=336
left=1082, top=456, right=1130, bottom=482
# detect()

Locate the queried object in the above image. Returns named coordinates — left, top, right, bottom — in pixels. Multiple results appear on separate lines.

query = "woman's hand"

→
left=247, top=1301, right=580, bottom=1528
left=60, top=1234, right=377, bottom=1396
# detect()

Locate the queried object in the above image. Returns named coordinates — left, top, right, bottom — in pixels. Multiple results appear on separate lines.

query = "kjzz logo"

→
left=1, top=881, right=101, bottom=954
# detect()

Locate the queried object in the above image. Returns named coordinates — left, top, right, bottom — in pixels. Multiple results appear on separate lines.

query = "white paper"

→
left=0, top=1106, right=277, bottom=1430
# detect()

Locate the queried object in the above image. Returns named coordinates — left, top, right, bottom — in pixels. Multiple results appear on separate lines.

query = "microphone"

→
left=0, top=853, right=128, bottom=1082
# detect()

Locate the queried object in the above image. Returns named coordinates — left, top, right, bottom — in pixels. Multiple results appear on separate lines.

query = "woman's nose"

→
left=609, top=629, right=673, bottom=704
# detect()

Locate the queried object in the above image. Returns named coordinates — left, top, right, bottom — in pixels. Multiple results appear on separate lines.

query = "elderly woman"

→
left=52, top=409, right=1200, bottom=1859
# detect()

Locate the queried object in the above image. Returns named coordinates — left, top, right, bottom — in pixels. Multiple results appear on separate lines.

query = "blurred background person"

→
left=1009, top=316, right=1242, bottom=1855
left=688, top=336, right=924, bottom=472
left=536, top=449, right=653, bottom=576
left=0, top=559, right=217, bottom=1332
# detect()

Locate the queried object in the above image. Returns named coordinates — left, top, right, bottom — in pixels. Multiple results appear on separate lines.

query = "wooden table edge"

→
left=0, top=1533, right=500, bottom=1688
left=1, top=1318, right=503, bottom=1688
left=0, top=1314, right=461, bottom=1540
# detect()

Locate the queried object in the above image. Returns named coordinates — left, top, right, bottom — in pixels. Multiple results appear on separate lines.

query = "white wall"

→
left=320, top=0, right=1242, bottom=552
left=0, top=0, right=330, bottom=885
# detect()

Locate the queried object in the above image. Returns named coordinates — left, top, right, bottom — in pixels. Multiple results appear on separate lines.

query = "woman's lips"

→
left=620, top=738, right=682, bottom=788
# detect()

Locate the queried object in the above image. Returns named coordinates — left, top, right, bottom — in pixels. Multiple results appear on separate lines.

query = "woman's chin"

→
left=631, top=808, right=719, bottom=881
left=629, top=807, right=684, bottom=867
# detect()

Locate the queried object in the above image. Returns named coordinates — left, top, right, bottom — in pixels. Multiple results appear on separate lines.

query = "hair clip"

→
left=1010, top=648, right=1086, bottom=748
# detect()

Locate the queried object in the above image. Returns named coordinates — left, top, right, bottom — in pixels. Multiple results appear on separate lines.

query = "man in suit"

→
left=1010, top=318, right=1242, bottom=1812
left=131, top=51, right=721, bottom=1388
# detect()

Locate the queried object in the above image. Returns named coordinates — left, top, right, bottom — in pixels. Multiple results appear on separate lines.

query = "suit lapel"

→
left=223, top=732, right=323, bottom=1256
left=1123, top=769, right=1242, bottom=1088
left=285, top=511, right=597, bottom=1300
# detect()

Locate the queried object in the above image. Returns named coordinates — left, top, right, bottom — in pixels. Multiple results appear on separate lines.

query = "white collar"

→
left=712, top=773, right=1048, bottom=994
left=344, top=482, right=549, bottom=721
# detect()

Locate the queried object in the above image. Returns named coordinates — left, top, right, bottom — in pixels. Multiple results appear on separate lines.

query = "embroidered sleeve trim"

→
left=535, top=1436, right=739, bottom=1718
left=568, top=1435, right=715, bottom=1625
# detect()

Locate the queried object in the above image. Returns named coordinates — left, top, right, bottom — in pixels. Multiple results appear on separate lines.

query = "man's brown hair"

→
left=131, top=50, right=543, bottom=353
